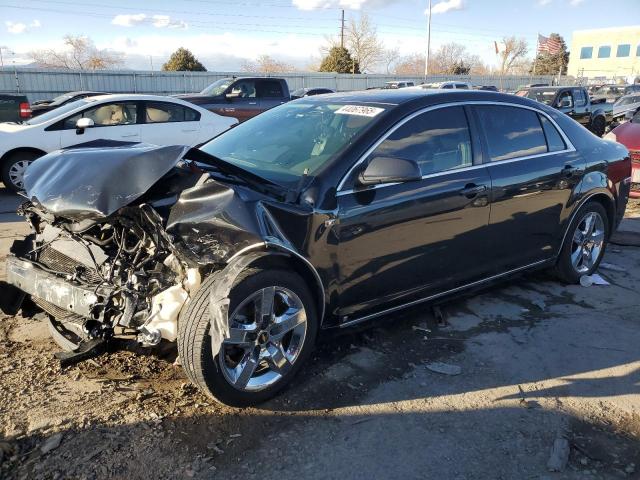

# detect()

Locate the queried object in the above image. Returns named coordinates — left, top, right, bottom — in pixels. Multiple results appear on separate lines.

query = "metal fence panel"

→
left=0, top=68, right=571, bottom=103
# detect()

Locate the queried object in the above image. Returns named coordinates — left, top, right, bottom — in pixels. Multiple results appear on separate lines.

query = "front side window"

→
left=63, top=102, right=138, bottom=129
left=145, top=102, right=199, bottom=123
left=200, top=101, right=383, bottom=188
left=580, top=46, right=593, bottom=59
left=617, top=44, right=631, bottom=57
left=229, top=80, right=256, bottom=98
left=370, top=106, right=472, bottom=176
left=557, top=90, right=573, bottom=108
left=475, top=105, right=547, bottom=161
left=598, top=46, right=611, bottom=58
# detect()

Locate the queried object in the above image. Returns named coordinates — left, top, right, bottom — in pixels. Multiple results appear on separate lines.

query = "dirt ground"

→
left=1, top=190, right=640, bottom=480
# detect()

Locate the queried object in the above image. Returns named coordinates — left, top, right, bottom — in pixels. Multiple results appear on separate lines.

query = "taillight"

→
left=19, top=102, right=32, bottom=119
left=630, top=150, right=640, bottom=164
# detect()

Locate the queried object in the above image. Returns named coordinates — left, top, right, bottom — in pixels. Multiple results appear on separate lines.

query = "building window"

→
left=598, top=46, right=611, bottom=58
left=580, top=46, right=593, bottom=59
left=617, top=44, right=631, bottom=57
left=636, top=44, right=640, bottom=56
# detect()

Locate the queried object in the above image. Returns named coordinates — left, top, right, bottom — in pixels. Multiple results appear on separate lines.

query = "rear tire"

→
left=1, top=151, right=41, bottom=193
left=178, top=268, right=318, bottom=407
left=590, top=116, right=606, bottom=137
left=555, top=201, right=609, bottom=284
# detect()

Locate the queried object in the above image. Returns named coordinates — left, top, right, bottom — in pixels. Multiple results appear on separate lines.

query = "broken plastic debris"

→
left=579, top=274, right=610, bottom=287
left=425, top=362, right=462, bottom=376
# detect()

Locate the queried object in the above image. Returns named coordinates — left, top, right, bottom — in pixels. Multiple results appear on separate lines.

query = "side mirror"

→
left=75, top=117, right=94, bottom=134
left=358, top=156, right=422, bottom=186
left=225, top=91, right=241, bottom=100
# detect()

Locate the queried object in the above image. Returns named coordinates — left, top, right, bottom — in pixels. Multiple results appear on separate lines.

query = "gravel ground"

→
left=1, top=190, right=639, bottom=480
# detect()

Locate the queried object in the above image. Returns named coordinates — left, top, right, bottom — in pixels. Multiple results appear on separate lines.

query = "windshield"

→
left=199, top=101, right=385, bottom=188
left=200, top=78, right=233, bottom=96
left=523, top=89, right=557, bottom=105
left=614, top=95, right=640, bottom=106
left=25, top=99, right=90, bottom=125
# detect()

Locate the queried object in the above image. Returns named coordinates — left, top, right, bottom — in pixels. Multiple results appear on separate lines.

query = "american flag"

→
left=538, top=34, right=562, bottom=55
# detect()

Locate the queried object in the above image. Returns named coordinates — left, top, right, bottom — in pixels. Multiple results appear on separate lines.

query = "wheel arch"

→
left=1, top=147, right=47, bottom=165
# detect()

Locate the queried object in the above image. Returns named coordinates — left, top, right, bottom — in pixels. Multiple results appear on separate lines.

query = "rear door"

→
left=473, top=104, right=583, bottom=271
left=256, top=79, right=287, bottom=112
left=570, top=88, right=591, bottom=126
left=336, top=106, right=492, bottom=318
left=139, top=101, right=201, bottom=146
left=58, top=101, right=140, bottom=147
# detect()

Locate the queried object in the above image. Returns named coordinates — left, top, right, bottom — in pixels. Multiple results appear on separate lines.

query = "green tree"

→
left=162, top=47, right=206, bottom=72
left=531, top=33, right=569, bottom=75
left=319, top=47, right=360, bottom=74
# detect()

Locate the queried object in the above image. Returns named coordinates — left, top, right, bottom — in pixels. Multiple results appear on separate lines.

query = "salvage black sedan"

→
left=3, top=89, right=631, bottom=406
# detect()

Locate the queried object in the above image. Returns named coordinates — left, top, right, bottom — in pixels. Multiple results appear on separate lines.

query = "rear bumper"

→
left=6, top=255, right=102, bottom=318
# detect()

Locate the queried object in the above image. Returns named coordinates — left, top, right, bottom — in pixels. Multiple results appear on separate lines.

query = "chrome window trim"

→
left=336, top=100, right=576, bottom=195
left=339, top=258, right=549, bottom=328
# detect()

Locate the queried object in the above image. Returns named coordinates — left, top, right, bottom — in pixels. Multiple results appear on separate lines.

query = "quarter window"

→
left=145, top=102, right=200, bottom=123
left=598, top=46, right=611, bottom=58
left=475, top=105, right=547, bottom=161
left=369, top=106, right=472, bottom=176
left=580, top=46, right=593, bottom=59
left=539, top=115, right=566, bottom=152
left=617, top=44, right=631, bottom=57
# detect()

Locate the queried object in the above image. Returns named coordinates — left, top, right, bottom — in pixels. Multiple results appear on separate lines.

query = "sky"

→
left=0, top=0, right=639, bottom=72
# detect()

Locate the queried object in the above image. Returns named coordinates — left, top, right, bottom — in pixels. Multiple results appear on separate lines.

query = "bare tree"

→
left=498, top=36, right=528, bottom=75
left=29, top=35, right=122, bottom=70
left=382, top=47, right=400, bottom=74
left=430, top=42, right=481, bottom=75
left=395, top=53, right=425, bottom=76
left=345, top=13, right=384, bottom=73
left=240, top=55, right=293, bottom=74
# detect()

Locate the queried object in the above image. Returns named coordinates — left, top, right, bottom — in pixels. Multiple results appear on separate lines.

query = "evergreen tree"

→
left=319, top=47, right=360, bottom=74
left=162, top=48, right=206, bottom=72
left=531, top=34, right=569, bottom=75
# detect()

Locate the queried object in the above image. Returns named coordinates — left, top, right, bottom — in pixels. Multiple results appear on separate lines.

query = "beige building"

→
left=567, top=25, right=640, bottom=81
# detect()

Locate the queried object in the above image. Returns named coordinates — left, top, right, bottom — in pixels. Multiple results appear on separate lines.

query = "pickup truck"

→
left=176, top=77, right=290, bottom=122
left=0, top=94, right=31, bottom=123
left=515, top=86, right=612, bottom=137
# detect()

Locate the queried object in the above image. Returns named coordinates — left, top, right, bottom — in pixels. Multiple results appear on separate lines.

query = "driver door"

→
left=58, top=101, right=141, bottom=148
left=222, top=80, right=261, bottom=122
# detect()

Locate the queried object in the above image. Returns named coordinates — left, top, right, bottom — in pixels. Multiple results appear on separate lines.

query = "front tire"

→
left=178, top=268, right=318, bottom=407
left=1, top=151, right=41, bottom=193
left=555, top=201, right=609, bottom=283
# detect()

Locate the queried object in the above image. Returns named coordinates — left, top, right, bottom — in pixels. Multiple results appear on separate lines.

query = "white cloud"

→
left=112, top=14, right=147, bottom=27
left=426, top=0, right=464, bottom=15
left=112, top=13, right=187, bottom=29
left=569, top=0, right=584, bottom=5
left=152, top=15, right=188, bottom=29
left=5, top=19, right=41, bottom=34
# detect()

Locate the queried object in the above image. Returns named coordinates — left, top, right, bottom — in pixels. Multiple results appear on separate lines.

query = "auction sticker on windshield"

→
left=336, top=105, right=385, bottom=117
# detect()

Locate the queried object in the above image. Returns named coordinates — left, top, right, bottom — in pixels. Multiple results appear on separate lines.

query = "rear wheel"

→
left=555, top=201, right=609, bottom=283
left=590, top=116, right=606, bottom=137
left=178, top=268, right=318, bottom=407
left=1, top=151, right=41, bottom=192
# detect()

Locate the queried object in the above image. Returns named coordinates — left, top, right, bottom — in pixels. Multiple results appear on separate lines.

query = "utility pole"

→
left=340, top=9, right=345, bottom=48
left=425, top=0, right=432, bottom=78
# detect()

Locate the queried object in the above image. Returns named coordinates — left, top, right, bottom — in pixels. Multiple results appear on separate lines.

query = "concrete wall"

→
left=0, top=68, right=564, bottom=103
left=568, top=25, right=640, bottom=81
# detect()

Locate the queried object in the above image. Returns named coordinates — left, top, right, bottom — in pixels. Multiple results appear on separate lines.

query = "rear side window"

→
left=455, top=83, right=469, bottom=89
left=258, top=80, right=284, bottom=98
left=475, top=105, right=547, bottom=161
left=370, top=106, right=472, bottom=176
left=539, top=115, right=566, bottom=152
left=145, top=102, right=200, bottom=123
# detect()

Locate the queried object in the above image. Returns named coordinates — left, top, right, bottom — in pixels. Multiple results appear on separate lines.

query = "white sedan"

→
left=0, top=94, right=238, bottom=191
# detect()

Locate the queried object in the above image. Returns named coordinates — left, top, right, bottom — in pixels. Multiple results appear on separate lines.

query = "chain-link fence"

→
left=0, top=68, right=571, bottom=103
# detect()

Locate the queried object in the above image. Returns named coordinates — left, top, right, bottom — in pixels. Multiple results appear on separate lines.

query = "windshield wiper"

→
left=185, top=148, right=285, bottom=197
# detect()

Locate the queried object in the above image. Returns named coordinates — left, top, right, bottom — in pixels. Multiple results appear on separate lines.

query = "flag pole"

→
left=532, top=33, right=539, bottom=79
left=425, top=0, right=432, bottom=80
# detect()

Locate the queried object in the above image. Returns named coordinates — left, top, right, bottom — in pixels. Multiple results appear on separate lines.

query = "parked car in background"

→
left=30, top=91, right=107, bottom=117
left=610, top=93, right=640, bottom=129
left=420, top=81, right=472, bottom=90
left=0, top=94, right=237, bottom=192
left=0, top=94, right=31, bottom=123
left=291, top=87, right=335, bottom=99
left=473, top=85, right=498, bottom=92
left=3, top=89, right=630, bottom=406
left=176, top=77, right=290, bottom=122
left=382, top=81, right=415, bottom=89
left=516, top=86, right=612, bottom=136
left=606, top=110, right=640, bottom=198
left=591, top=84, right=640, bottom=103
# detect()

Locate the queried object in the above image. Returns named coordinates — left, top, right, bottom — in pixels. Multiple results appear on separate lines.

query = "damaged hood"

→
left=24, top=144, right=189, bottom=220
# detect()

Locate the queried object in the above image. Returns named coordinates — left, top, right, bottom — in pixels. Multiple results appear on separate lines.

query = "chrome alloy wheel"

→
left=8, top=159, right=32, bottom=190
left=218, top=286, right=307, bottom=392
left=571, top=211, right=605, bottom=274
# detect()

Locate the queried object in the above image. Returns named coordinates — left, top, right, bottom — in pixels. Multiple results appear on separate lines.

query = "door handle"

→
left=562, top=165, right=580, bottom=177
left=248, top=102, right=257, bottom=105
left=459, top=184, right=487, bottom=198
